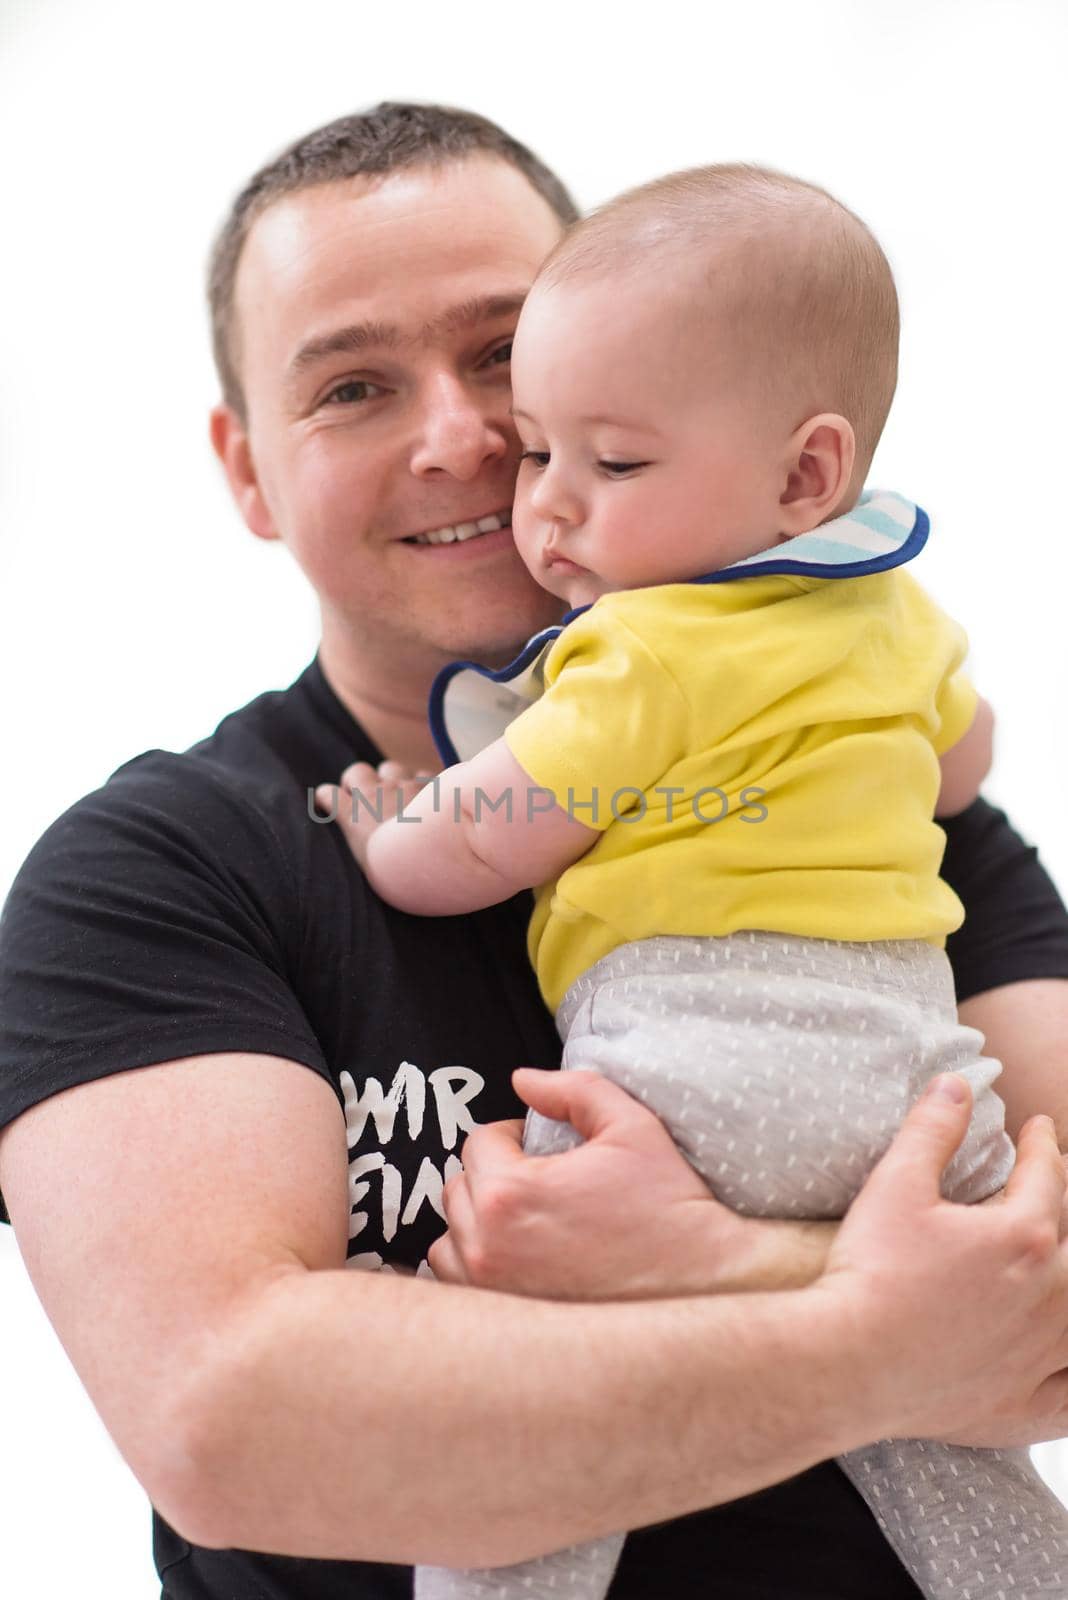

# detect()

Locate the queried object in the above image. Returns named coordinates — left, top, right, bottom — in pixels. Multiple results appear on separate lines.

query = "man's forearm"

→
left=180, top=1268, right=867, bottom=1566
left=960, top=979, right=1068, bottom=1147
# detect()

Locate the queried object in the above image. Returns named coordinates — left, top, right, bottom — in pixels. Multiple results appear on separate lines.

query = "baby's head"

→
left=509, top=163, right=899, bottom=608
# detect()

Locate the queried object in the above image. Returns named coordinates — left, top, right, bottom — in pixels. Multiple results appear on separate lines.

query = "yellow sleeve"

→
left=895, top=570, right=978, bottom=755
left=503, top=607, right=690, bottom=832
left=933, top=668, right=979, bottom=755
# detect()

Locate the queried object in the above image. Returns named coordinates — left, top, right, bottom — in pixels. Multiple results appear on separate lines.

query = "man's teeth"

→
left=407, top=512, right=510, bottom=546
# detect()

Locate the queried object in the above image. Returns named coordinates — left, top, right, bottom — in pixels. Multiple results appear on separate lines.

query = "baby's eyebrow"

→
left=577, top=412, right=664, bottom=434
left=511, top=405, right=663, bottom=436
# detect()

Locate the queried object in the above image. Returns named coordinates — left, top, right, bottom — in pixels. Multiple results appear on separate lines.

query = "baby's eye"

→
left=600, top=460, right=647, bottom=476
left=324, top=379, right=385, bottom=406
left=519, top=450, right=550, bottom=468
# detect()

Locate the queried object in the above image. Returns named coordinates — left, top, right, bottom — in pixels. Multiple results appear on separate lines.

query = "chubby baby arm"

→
left=318, top=741, right=598, bottom=915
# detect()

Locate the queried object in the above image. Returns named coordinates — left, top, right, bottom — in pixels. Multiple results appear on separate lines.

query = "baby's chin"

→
left=522, top=556, right=613, bottom=612
left=563, top=577, right=615, bottom=610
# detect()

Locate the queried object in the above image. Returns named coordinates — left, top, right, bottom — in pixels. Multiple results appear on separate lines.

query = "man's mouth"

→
left=402, top=510, right=512, bottom=547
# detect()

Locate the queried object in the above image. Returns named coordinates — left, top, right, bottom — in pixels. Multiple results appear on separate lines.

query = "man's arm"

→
left=935, top=696, right=995, bottom=819
left=430, top=1067, right=835, bottom=1299
left=432, top=977, right=1068, bottom=1306
left=961, top=978, right=1068, bottom=1146
left=437, top=795, right=1068, bottom=1305
left=4, top=1054, right=1068, bottom=1568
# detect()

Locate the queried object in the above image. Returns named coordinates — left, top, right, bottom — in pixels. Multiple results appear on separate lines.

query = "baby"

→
left=322, top=165, right=1068, bottom=1599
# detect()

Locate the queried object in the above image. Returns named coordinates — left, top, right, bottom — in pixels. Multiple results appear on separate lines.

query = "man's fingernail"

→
left=927, top=1074, right=967, bottom=1103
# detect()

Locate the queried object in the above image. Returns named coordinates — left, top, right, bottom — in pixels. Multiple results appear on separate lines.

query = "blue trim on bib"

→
left=429, top=624, right=565, bottom=765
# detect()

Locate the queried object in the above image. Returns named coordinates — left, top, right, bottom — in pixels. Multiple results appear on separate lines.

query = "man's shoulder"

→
left=50, top=701, right=296, bottom=863
left=9, top=660, right=358, bottom=911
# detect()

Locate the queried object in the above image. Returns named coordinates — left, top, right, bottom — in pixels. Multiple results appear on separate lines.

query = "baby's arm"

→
left=324, top=741, right=598, bottom=915
left=935, top=695, right=995, bottom=818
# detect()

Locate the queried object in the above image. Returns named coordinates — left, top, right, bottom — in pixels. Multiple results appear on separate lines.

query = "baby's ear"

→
left=778, top=413, right=856, bottom=535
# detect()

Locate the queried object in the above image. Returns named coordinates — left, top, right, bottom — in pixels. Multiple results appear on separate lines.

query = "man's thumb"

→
left=512, top=1067, right=632, bottom=1143
left=866, top=1073, right=974, bottom=1203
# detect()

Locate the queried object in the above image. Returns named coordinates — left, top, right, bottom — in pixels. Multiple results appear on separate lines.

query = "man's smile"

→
left=401, top=507, right=513, bottom=548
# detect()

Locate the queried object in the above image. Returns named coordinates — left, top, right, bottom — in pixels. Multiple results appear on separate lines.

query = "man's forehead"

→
left=236, top=163, right=562, bottom=328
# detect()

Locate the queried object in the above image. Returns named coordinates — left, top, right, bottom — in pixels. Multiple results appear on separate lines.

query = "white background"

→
left=1, top=1, right=1066, bottom=1593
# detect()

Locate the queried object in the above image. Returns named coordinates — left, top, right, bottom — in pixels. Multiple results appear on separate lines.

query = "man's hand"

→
left=314, top=760, right=431, bottom=872
left=817, top=1075, right=1068, bottom=1448
left=429, top=1068, right=832, bottom=1299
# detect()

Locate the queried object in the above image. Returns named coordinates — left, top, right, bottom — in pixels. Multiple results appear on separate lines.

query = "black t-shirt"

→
left=2, top=657, right=1067, bottom=1600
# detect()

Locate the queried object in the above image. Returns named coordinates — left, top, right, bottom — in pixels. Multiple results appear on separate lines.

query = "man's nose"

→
left=409, top=374, right=510, bottom=481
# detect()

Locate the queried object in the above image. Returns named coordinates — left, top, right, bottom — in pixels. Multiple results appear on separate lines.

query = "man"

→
left=2, top=102, right=1068, bottom=1600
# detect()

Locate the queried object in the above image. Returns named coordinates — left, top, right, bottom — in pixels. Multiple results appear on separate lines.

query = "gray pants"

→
left=417, top=933, right=1068, bottom=1599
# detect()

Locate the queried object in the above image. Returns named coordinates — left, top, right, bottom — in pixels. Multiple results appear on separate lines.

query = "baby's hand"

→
left=314, top=760, right=434, bottom=870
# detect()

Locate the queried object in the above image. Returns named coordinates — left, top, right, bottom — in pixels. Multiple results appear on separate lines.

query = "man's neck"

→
left=318, top=639, right=444, bottom=770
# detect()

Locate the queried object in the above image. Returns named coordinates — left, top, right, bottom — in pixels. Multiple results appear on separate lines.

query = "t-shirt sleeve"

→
left=943, top=797, right=1068, bottom=1002
left=503, top=607, right=691, bottom=830
left=932, top=668, right=979, bottom=756
left=0, top=754, right=331, bottom=1225
left=894, top=570, right=977, bottom=755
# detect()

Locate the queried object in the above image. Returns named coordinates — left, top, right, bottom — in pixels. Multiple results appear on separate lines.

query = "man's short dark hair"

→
left=207, top=101, right=581, bottom=421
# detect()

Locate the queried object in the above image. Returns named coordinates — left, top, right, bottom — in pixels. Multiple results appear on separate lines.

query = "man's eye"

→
left=485, top=340, right=513, bottom=367
left=323, top=380, right=383, bottom=406
left=519, top=450, right=550, bottom=468
left=601, top=460, right=646, bottom=476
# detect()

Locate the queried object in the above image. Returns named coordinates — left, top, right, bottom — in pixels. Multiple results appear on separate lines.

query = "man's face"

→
left=224, top=158, right=567, bottom=667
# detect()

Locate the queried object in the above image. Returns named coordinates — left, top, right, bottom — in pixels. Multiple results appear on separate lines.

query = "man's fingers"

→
left=859, top=1074, right=975, bottom=1208
left=512, top=1067, right=649, bottom=1145
left=438, top=1173, right=479, bottom=1274
left=1001, top=1114, right=1065, bottom=1217
left=426, top=1230, right=463, bottom=1284
left=459, top=1117, right=527, bottom=1181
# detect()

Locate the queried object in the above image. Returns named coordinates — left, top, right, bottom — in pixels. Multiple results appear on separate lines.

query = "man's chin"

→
left=454, top=596, right=566, bottom=669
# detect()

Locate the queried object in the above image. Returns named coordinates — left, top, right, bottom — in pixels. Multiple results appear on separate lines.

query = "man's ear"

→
left=778, top=413, right=856, bottom=537
left=209, top=404, right=281, bottom=543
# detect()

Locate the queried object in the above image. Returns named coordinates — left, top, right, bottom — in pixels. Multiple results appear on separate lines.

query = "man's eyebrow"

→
left=287, top=292, right=529, bottom=381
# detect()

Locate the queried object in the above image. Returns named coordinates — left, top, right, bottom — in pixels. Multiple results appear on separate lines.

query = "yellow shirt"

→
left=504, top=569, right=977, bottom=1013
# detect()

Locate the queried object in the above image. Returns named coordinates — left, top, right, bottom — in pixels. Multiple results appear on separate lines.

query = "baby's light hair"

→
left=536, top=163, right=899, bottom=480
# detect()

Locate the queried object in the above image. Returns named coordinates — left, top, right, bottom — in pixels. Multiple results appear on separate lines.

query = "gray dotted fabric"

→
left=416, top=1532, right=625, bottom=1599
left=415, top=933, right=1067, bottom=1600
left=841, top=1438, right=1068, bottom=1597
left=551, top=933, right=1014, bottom=1217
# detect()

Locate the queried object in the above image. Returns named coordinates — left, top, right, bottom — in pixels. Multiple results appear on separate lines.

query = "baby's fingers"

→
left=339, top=761, right=381, bottom=794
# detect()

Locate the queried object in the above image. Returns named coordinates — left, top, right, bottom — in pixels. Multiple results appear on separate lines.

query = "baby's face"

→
left=510, top=277, right=788, bottom=608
